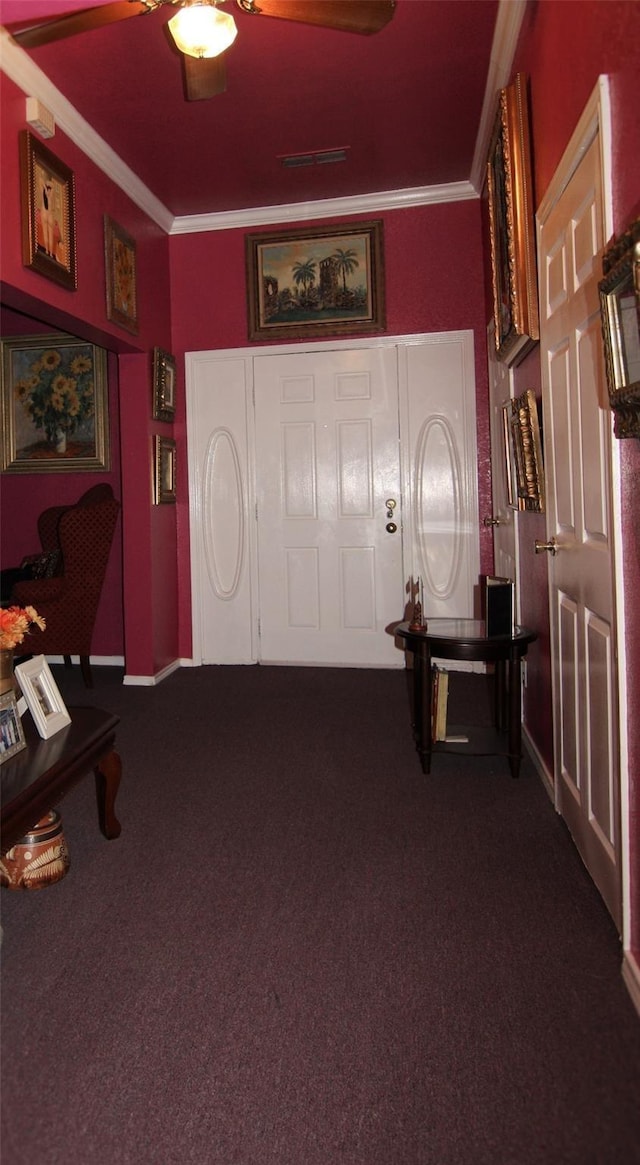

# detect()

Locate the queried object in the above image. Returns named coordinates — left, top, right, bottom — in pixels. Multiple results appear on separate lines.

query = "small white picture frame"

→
left=14, top=655, right=71, bottom=739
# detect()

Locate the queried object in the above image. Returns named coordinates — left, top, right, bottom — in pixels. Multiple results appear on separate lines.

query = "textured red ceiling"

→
left=1, top=0, right=499, bottom=217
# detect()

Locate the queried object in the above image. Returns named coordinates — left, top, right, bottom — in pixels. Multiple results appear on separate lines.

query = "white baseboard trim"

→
left=622, top=950, right=640, bottom=1017
left=523, top=723, right=555, bottom=801
left=123, top=658, right=182, bottom=686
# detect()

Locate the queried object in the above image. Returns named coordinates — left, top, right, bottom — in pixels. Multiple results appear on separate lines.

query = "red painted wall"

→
left=169, top=200, right=494, bottom=654
left=509, top=0, right=640, bottom=954
left=0, top=71, right=175, bottom=676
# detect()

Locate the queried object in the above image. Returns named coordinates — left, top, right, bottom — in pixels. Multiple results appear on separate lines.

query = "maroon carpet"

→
left=2, top=663, right=640, bottom=1164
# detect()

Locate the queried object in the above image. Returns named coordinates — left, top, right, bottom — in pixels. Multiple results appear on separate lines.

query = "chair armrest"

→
left=12, top=577, right=65, bottom=605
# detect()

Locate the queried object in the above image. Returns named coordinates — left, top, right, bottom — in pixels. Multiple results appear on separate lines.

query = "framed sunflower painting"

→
left=104, top=215, right=138, bottom=334
left=0, top=333, right=110, bottom=473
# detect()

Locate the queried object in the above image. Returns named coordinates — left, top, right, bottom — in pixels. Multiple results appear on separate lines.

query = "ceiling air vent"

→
left=279, top=147, right=349, bottom=169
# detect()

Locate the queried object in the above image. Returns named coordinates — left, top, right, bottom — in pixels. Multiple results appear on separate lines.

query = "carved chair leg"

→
left=63, top=654, right=72, bottom=669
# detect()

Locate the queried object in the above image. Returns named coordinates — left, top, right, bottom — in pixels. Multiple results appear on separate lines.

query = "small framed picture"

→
left=19, top=130, right=77, bottom=290
left=152, top=347, right=177, bottom=422
left=0, top=691, right=27, bottom=764
left=104, top=215, right=138, bottom=334
left=153, top=435, right=176, bottom=504
left=14, top=655, right=71, bottom=740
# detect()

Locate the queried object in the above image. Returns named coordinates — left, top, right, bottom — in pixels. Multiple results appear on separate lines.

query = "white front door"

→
left=487, top=322, right=518, bottom=592
left=538, top=123, right=621, bottom=926
left=254, top=347, right=403, bottom=666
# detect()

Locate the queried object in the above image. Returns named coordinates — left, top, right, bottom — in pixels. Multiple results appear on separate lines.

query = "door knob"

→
left=483, top=515, right=501, bottom=527
left=535, top=537, right=558, bottom=556
left=386, top=522, right=397, bottom=534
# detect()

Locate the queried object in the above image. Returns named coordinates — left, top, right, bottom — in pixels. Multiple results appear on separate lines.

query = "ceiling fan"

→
left=6, top=0, right=396, bottom=101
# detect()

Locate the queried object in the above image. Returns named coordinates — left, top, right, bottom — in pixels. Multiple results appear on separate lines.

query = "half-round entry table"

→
left=396, top=619, right=537, bottom=777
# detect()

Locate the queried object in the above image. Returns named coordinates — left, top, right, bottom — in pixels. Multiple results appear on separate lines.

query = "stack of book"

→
left=431, top=666, right=449, bottom=741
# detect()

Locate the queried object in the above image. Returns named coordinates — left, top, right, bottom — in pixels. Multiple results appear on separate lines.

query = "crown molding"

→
left=0, top=29, right=174, bottom=233
left=169, top=181, right=478, bottom=235
left=2, top=13, right=509, bottom=237
left=469, top=0, right=528, bottom=195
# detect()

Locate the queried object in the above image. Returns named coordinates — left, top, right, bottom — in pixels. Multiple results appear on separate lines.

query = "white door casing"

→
left=537, top=81, right=623, bottom=929
left=486, top=321, right=519, bottom=601
left=186, top=331, right=480, bottom=669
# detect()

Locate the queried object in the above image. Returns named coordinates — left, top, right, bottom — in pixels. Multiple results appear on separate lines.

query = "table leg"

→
left=414, top=643, right=432, bottom=774
left=507, top=657, right=522, bottom=778
left=494, top=660, right=506, bottom=731
left=94, top=748, right=122, bottom=839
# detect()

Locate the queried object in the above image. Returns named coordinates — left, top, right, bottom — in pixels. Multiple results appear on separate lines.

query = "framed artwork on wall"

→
left=104, top=215, right=138, bottom=334
left=152, top=347, right=176, bottom=422
left=153, top=435, right=176, bottom=504
left=245, top=219, right=386, bottom=341
left=598, top=216, right=640, bottom=439
left=487, top=73, right=539, bottom=366
left=508, top=389, right=545, bottom=512
left=0, top=333, right=110, bottom=473
left=19, top=130, right=77, bottom=291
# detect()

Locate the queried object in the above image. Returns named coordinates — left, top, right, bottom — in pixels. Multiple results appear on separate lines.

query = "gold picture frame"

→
left=19, top=130, right=77, bottom=290
left=104, top=215, right=138, bottom=334
left=1, top=333, right=110, bottom=473
left=509, top=389, right=545, bottom=512
left=152, top=347, right=176, bottom=423
left=487, top=74, right=539, bottom=366
left=153, top=435, right=176, bottom=504
left=502, top=399, right=517, bottom=509
left=598, top=217, right=640, bottom=439
left=245, top=219, right=385, bottom=342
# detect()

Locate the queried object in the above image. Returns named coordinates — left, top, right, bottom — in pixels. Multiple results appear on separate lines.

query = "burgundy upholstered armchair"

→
left=11, top=483, right=120, bottom=688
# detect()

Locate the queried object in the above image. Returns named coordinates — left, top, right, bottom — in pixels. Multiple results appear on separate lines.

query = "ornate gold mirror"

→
left=599, top=218, right=640, bottom=439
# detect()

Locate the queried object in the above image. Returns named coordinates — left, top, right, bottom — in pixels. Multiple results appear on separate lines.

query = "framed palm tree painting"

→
left=245, top=220, right=385, bottom=341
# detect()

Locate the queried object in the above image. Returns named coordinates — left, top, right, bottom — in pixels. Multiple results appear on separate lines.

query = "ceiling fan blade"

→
left=183, top=54, right=227, bottom=100
left=6, top=1, right=154, bottom=50
left=237, top=0, right=396, bottom=35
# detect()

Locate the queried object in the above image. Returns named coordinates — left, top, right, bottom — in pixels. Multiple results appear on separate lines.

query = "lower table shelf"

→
left=430, top=724, right=519, bottom=760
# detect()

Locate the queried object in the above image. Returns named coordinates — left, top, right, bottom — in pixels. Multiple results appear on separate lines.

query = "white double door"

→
left=187, top=333, right=480, bottom=669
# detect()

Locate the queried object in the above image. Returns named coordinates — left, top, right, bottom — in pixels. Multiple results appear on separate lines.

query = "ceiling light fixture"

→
left=168, top=0, right=237, bottom=60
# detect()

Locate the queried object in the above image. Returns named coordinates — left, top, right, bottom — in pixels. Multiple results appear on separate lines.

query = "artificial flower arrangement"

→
left=0, top=605, right=46, bottom=650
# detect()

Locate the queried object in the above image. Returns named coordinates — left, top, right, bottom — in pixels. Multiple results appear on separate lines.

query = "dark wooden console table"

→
left=1, top=706, right=121, bottom=855
left=396, top=619, right=537, bottom=777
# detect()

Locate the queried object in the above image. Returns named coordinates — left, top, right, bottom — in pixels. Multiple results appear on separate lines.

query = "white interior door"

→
left=487, top=322, right=519, bottom=595
left=538, top=129, right=621, bottom=927
left=254, top=347, right=403, bottom=666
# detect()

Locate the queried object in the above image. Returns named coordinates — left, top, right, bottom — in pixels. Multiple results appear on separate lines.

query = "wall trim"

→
left=523, top=723, right=554, bottom=801
left=0, top=29, right=174, bottom=233
left=1, top=0, right=525, bottom=235
left=123, top=658, right=182, bottom=686
left=169, top=182, right=478, bottom=234
left=622, top=951, right=640, bottom=1018
left=469, top=0, right=528, bottom=194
